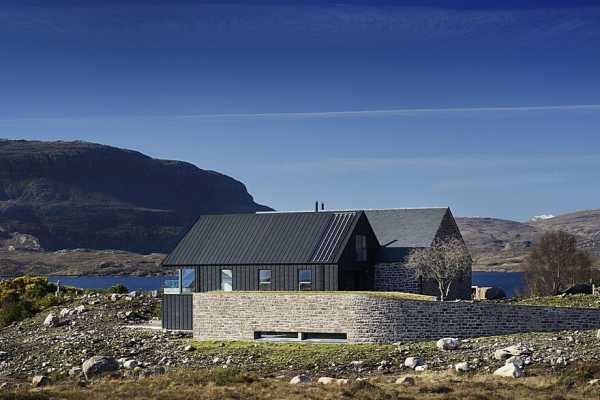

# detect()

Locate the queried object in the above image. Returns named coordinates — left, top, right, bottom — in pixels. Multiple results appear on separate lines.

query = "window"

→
left=355, top=234, right=368, bottom=262
left=181, top=268, right=196, bottom=293
left=298, top=269, right=312, bottom=291
left=163, top=268, right=195, bottom=294
left=221, top=269, right=233, bottom=291
left=259, top=269, right=272, bottom=290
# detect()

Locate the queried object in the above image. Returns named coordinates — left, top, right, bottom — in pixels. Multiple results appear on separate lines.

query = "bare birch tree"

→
left=406, top=238, right=471, bottom=301
left=523, top=231, right=593, bottom=296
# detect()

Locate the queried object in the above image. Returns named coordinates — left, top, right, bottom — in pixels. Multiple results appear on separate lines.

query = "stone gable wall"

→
left=193, top=292, right=600, bottom=343
left=373, top=263, right=420, bottom=293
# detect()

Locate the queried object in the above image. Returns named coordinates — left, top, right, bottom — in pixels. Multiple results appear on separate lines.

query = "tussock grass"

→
left=17, top=366, right=600, bottom=400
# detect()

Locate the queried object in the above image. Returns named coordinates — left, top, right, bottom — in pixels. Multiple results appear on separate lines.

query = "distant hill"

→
left=457, top=210, right=600, bottom=271
left=0, top=139, right=271, bottom=253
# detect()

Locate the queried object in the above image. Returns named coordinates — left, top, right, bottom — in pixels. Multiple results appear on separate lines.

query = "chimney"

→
left=321, top=202, right=325, bottom=211
left=315, top=201, right=319, bottom=213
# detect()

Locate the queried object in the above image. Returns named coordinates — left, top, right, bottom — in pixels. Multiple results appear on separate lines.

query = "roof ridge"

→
left=258, top=207, right=448, bottom=214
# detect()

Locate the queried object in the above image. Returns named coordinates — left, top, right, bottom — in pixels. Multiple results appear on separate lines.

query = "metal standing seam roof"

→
left=162, top=211, right=360, bottom=266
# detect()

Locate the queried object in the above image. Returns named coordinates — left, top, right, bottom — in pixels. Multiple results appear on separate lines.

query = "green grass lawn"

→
left=200, top=290, right=436, bottom=301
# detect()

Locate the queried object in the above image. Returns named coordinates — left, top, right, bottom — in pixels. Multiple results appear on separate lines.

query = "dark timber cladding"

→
left=162, top=294, right=193, bottom=330
left=161, top=210, right=373, bottom=292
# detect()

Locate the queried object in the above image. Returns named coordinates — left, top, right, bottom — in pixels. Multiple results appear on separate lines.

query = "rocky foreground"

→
left=2, top=293, right=600, bottom=396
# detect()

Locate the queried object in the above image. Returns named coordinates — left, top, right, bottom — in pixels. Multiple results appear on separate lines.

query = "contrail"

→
left=1, top=104, right=600, bottom=122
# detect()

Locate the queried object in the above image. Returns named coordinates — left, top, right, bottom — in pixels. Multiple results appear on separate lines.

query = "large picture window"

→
left=298, top=269, right=312, bottom=291
left=259, top=269, right=272, bottom=290
left=221, top=269, right=233, bottom=291
left=355, top=234, right=368, bottom=262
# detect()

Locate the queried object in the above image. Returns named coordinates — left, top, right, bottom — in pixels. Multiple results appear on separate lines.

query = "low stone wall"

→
left=193, top=292, right=600, bottom=343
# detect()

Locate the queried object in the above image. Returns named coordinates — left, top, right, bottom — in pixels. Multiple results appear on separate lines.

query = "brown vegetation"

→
left=7, top=367, right=600, bottom=400
left=523, top=231, right=594, bottom=296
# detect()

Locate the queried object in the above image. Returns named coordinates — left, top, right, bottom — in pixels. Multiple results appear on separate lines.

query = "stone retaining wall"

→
left=193, top=292, right=600, bottom=343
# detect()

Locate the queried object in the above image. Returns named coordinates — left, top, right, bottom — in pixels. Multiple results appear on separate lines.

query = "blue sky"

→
left=1, top=0, right=600, bottom=220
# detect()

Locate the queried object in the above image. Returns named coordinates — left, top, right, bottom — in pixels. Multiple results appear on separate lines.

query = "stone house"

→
left=161, top=207, right=471, bottom=331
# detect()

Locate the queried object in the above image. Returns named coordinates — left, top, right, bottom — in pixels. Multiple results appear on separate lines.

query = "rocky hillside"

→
left=457, top=210, right=600, bottom=271
left=0, top=139, right=270, bottom=253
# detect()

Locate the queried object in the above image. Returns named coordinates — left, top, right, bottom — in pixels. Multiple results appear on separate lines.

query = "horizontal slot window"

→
left=255, top=331, right=298, bottom=340
left=303, top=332, right=347, bottom=341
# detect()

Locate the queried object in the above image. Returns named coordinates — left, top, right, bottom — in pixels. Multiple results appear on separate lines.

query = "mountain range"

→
left=0, top=139, right=270, bottom=254
left=0, top=139, right=598, bottom=274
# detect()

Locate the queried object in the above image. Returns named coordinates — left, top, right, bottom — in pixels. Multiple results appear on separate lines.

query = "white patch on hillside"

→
left=530, top=214, right=555, bottom=222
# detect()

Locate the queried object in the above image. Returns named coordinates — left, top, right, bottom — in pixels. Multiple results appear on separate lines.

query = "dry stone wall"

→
left=194, top=293, right=600, bottom=343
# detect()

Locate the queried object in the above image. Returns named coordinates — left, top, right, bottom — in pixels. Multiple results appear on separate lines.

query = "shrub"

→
left=0, top=301, right=34, bottom=327
left=109, top=283, right=129, bottom=294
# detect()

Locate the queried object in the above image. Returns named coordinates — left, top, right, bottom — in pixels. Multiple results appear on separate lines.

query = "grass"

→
left=203, top=290, right=436, bottom=301
left=508, top=294, right=600, bottom=309
left=192, top=340, right=399, bottom=374
left=12, top=365, right=600, bottom=400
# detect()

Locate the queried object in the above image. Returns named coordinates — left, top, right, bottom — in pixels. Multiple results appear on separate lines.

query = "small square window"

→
left=299, top=269, right=312, bottom=291
left=259, top=269, right=272, bottom=290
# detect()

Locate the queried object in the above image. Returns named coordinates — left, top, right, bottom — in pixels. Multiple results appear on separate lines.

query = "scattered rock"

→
left=396, top=376, right=416, bottom=386
left=493, top=344, right=531, bottom=361
left=31, top=375, right=50, bottom=387
left=493, top=363, right=524, bottom=378
left=317, top=377, right=335, bottom=385
left=436, top=338, right=461, bottom=351
left=184, top=345, right=194, bottom=352
left=454, top=362, right=470, bottom=373
left=82, top=356, right=119, bottom=379
left=336, top=379, right=349, bottom=385
left=415, top=365, right=428, bottom=372
left=68, top=367, right=83, bottom=377
left=505, top=356, right=525, bottom=369
left=73, top=305, right=86, bottom=314
left=42, top=313, right=58, bottom=327
left=589, top=379, right=600, bottom=386
left=123, top=360, right=139, bottom=369
left=59, top=308, right=72, bottom=317
left=290, top=374, right=311, bottom=385
left=404, top=357, right=424, bottom=369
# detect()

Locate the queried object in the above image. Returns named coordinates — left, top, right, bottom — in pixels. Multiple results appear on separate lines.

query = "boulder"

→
left=454, top=362, right=470, bottom=373
left=289, top=374, right=311, bottom=385
left=68, top=367, right=82, bottom=377
left=505, top=356, right=525, bottom=369
left=493, top=363, right=524, bottom=378
left=436, top=338, right=461, bottom=351
left=494, top=344, right=531, bottom=361
left=396, top=376, right=416, bottom=386
left=415, top=365, right=428, bottom=372
left=404, top=357, right=424, bottom=369
left=82, top=356, right=119, bottom=379
left=59, top=308, right=71, bottom=317
left=73, top=305, right=86, bottom=315
left=336, top=379, right=349, bottom=385
left=31, top=375, right=50, bottom=387
left=562, top=284, right=593, bottom=295
left=317, top=377, right=335, bottom=385
left=43, top=313, right=58, bottom=327
left=123, top=360, right=139, bottom=369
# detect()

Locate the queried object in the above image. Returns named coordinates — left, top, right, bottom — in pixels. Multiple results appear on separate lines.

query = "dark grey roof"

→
left=162, top=211, right=360, bottom=266
left=364, top=208, right=449, bottom=248
left=363, top=208, right=450, bottom=263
